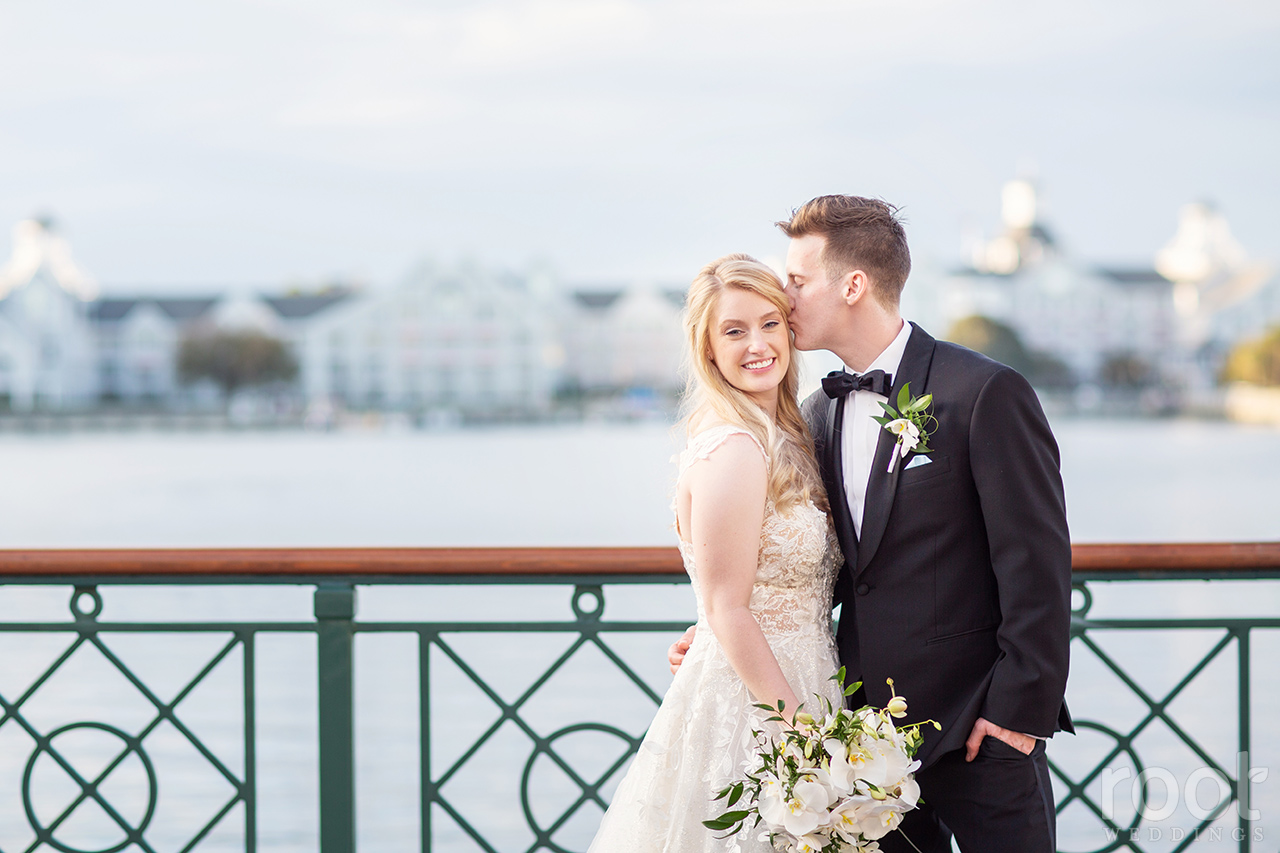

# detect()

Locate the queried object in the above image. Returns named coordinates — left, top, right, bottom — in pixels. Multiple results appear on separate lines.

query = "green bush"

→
left=944, top=315, right=1076, bottom=388
left=1221, top=327, right=1280, bottom=387
left=178, top=329, right=299, bottom=397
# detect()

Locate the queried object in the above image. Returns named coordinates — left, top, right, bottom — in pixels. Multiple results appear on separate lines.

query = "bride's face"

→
left=707, top=288, right=790, bottom=405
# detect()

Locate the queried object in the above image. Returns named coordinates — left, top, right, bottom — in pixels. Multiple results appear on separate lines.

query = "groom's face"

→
left=784, top=234, right=844, bottom=352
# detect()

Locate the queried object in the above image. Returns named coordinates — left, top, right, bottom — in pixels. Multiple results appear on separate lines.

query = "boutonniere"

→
left=872, top=382, right=936, bottom=473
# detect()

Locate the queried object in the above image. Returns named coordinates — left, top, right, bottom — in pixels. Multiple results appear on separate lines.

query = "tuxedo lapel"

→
left=855, top=324, right=937, bottom=576
left=826, top=393, right=859, bottom=566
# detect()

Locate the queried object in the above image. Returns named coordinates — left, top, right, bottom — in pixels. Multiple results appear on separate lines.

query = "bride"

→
left=589, top=254, right=844, bottom=851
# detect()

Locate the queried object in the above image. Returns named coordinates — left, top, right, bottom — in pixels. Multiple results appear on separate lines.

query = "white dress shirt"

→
left=841, top=319, right=913, bottom=538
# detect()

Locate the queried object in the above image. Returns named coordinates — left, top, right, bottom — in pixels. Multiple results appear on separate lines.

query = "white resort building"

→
left=938, top=179, right=1277, bottom=389
left=563, top=284, right=686, bottom=398
left=292, top=262, right=567, bottom=416
left=0, top=218, right=100, bottom=410
left=0, top=219, right=685, bottom=417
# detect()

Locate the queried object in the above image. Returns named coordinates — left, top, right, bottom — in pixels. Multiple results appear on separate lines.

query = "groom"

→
left=781, top=195, right=1072, bottom=852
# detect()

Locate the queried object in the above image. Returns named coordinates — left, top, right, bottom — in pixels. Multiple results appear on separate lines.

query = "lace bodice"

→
left=675, top=424, right=841, bottom=640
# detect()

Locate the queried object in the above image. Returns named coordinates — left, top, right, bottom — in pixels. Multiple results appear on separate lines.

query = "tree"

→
left=944, top=315, right=1076, bottom=389
left=1221, top=327, right=1280, bottom=387
left=178, top=329, right=299, bottom=397
left=945, top=315, right=1035, bottom=374
left=1029, top=351, right=1077, bottom=390
left=1101, top=353, right=1154, bottom=389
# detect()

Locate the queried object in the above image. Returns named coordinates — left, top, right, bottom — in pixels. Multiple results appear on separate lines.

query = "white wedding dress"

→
left=589, top=425, right=844, bottom=852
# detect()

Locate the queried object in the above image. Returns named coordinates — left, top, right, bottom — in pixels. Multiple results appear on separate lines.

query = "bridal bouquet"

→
left=704, top=672, right=938, bottom=853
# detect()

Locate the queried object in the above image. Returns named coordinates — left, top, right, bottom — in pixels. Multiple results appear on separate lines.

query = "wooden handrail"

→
left=0, top=543, right=1278, bottom=578
left=0, top=547, right=687, bottom=577
left=1069, top=542, right=1280, bottom=573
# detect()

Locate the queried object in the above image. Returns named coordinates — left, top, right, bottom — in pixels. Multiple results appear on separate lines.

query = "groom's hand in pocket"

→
left=667, top=626, right=696, bottom=674
left=965, top=716, right=1036, bottom=761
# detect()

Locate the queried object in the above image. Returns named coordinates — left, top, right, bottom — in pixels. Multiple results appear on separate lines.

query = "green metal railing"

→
left=1, top=544, right=1278, bottom=853
left=1059, top=544, right=1280, bottom=853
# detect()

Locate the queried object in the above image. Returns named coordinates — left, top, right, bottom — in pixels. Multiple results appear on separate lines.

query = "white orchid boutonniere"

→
left=872, top=382, right=936, bottom=473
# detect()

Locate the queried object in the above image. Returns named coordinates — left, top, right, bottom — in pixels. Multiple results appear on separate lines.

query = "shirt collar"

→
left=843, top=319, right=912, bottom=380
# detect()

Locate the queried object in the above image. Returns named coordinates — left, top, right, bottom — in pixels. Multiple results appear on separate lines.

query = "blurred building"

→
left=6, top=198, right=1275, bottom=417
left=90, top=291, right=352, bottom=407
left=295, top=262, right=565, bottom=417
left=0, top=218, right=577, bottom=416
left=1154, top=202, right=1279, bottom=382
left=0, top=219, right=688, bottom=418
left=0, top=219, right=361, bottom=412
left=940, top=180, right=1276, bottom=389
left=563, top=284, right=686, bottom=398
left=0, top=219, right=99, bottom=410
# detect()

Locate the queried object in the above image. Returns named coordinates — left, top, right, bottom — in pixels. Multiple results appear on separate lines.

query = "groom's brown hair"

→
left=777, top=195, right=911, bottom=309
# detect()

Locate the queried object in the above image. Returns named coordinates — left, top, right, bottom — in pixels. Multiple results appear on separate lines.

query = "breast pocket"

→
left=899, top=453, right=950, bottom=486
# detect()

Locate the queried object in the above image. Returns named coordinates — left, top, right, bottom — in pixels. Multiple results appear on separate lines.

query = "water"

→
left=1, top=418, right=1277, bottom=851
left=1, top=418, right=1276, bottom=548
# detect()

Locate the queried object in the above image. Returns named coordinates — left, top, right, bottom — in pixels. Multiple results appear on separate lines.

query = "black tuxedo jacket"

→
left=802, top=323, right=1073, bottom=769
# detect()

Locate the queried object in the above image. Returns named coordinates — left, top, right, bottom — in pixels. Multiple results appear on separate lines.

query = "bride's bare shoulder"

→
left=685, top=414, right=731, bottom=437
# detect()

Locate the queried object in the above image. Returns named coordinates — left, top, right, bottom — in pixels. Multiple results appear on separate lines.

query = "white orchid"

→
left=757, top=773, right=786, bottom=822
left=850, top=743, right=891, bottom=791
left=757, top=771, right=833, bottom=837
left=895, top=774, right=921, bottom=808
left=886, top=418, right=920, bottom=444
left=857, top=801, right=907, bottom=841
left=789, top=778, right=837, bottom=836
left=823, top=738, right=858, bottom=794
left=789, top=831, right=830, bottom=853
left=883, top=746, right=918, bottom=790
left=827, top=794, right=878, bottom=841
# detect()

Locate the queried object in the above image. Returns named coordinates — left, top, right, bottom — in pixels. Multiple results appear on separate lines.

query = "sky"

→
left=1, top=0, right=1277, bottom=294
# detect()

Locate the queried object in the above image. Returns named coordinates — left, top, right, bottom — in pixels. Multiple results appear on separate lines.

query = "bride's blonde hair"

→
left=680, top=254, right=827, bottom=513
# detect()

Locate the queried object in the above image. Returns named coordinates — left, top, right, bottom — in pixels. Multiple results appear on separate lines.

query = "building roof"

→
left=264, top=291, right=353, bottom=318
left=89, top=299, right=139, bottom=321
left=573, top=291, right=624, bottom=310
left=1096, top=268, right=1172, bottom=287
left=90, top=292, right=352, bottom=323
left=572, top=285, right=686, bottom=311
left=948, top=266, right=1015, bottom=279
left=1028, top=223, right=1057, bottom=249
left=89, top=297, right=219, bottom=322
left=155, top=298, right=219, bottom=320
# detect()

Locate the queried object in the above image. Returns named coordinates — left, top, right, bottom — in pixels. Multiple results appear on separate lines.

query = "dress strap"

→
left=678, top=425, right=769, bottom=479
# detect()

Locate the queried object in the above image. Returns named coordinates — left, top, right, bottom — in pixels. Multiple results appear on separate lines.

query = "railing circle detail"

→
left=70, top=586, right=103, bottom=621
left=519, top=722, right=636, bottom=851
left=1051, top=720, right=1145, bottom=853
left=571, top=585, right=605, bottom=621
left=1071, top=582, right=1093, bottom=617
left=21, top=721, right=158, bottom=853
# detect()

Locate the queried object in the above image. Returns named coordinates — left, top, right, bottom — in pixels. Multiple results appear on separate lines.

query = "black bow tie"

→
left=822, top=369, right=893, bottom=398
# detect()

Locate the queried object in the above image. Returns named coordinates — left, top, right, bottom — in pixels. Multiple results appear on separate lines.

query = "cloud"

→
left=278, top=94, right=449, bottom=129
left=0, top=0, right=1275, bottom=284
left=451, top=0, right=653, bottom=69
